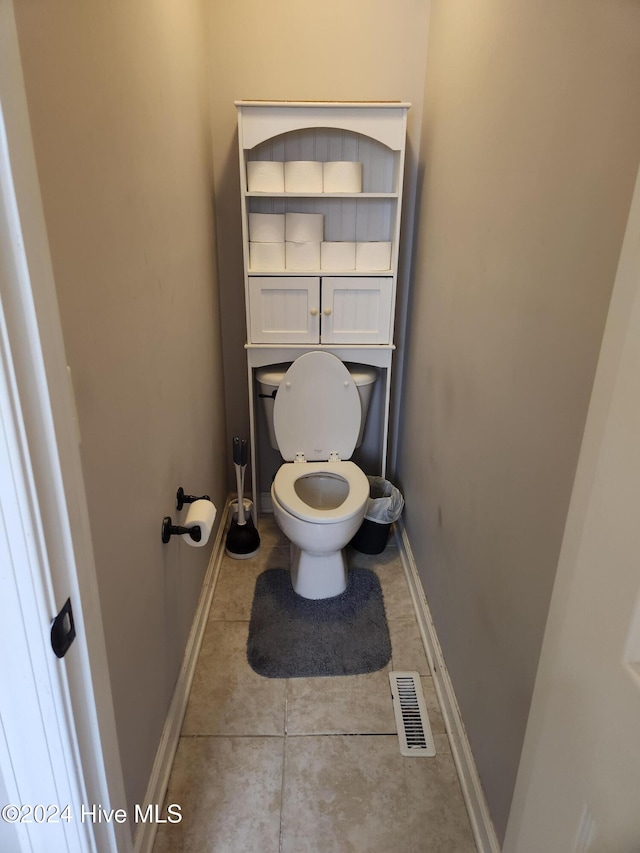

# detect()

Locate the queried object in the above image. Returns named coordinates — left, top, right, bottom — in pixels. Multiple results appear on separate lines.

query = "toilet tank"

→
left=256, top=361, right=378, bottom=452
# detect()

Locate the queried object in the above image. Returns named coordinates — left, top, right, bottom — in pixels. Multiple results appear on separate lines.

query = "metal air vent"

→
left=389, top=671, right=436, bottom=757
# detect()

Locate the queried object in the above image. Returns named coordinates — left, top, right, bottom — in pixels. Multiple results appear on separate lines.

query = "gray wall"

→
left=15, top=0, right=227, bottom=814
left=397, top=0, right=640, bottom=840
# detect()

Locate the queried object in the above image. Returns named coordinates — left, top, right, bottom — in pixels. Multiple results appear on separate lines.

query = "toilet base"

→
left=290, top=542, right=348, bottom=600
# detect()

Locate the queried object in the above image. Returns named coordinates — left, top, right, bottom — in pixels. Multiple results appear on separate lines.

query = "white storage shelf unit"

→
left=236, top=101, right=409, bottom=510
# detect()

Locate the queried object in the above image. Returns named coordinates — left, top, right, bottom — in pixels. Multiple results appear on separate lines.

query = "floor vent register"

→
left=389, top=671, right=436, bottom=757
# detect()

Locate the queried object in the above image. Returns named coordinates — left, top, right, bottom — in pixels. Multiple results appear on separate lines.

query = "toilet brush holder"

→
left=228, top=497, right=253, bottom=522
left=225, top=437, right=260, bottom=560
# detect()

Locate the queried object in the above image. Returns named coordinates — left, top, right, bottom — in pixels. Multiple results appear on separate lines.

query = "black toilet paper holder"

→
left=161, top=487, right=211, bottom=543
left=161, top=517, right=201, bottom=544
left=176, top=487, right=210, bottom=511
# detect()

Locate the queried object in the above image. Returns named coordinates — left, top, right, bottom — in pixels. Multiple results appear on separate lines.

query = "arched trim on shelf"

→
left=238, top=105, right=407, bottom=151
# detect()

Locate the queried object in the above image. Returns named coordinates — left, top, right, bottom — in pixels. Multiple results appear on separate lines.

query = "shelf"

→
left=245, top=343, right=395, bottom=373
left=235, top=100, right=411, bottom=109
left=246, top=192, right=398, bottom=199
left=245, top=343, right=396, bottom=351
left=244, top=343, right=396, bottom=352
left=248, top=269, right=392, bottom=277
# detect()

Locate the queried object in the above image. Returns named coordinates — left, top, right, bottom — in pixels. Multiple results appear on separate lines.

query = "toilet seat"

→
left=273, top=352, right=361, bottom=462
left=273, top=461, right=369, bottom=524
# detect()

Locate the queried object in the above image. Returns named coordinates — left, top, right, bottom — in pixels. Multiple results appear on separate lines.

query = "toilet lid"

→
left=273, top=352, right=361, bottom=462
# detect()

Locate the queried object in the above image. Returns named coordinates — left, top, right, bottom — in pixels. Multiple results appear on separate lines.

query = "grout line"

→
left=284, top=689, right=288, bottom=736
left=180, top=733, right=285, bottom=739
left=208, top=617, right=252, bottom=622
left=284, top=731, right=398, bottom=738
left=278, top=716, right=287, bottom=853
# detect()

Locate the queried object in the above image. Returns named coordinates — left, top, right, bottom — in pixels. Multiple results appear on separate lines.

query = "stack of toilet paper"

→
left=249, top=213, right=390, bottom=272
left=320, top=242, right=356, bottom=271
left=355, top=241, right=392, bottom=271
left=248, top=160, right=364, bottom=194
left=323, top=161, right=362, bottom=193
left=285, top=213, right=324, bottom=270
left=284, top=161, right=363, bottom=193
left=248, top=213, right=285, bottom=271
left=284, top=162, right=324, bottom=193
left=319, top=240, right=390, bottom=271
left=247, top=161, right=284, bottom=193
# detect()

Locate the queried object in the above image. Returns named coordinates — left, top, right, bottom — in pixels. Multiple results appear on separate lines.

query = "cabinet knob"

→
left=323, top=307, right=332, bottom=316
left=310, top=307, right=318, bottom=316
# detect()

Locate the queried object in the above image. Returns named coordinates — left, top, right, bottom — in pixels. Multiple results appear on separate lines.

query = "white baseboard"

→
left=394, top=518, right=501, bottom=853
left=133, top=496, right=231, bottom=853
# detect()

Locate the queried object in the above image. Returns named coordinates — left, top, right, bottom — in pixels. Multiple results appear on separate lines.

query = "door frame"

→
left=0, top=3, right=131, bottom=851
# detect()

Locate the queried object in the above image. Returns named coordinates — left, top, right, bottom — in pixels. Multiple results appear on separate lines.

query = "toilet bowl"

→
left=268, top=352, right=371, bottom=599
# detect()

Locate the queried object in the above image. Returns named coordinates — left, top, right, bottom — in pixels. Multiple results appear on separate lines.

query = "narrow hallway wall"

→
left=14, top=0, right=226, bottom=814
left=205, top=0, right=431, bottom=488
left=398, top=0, right=640, bottom=839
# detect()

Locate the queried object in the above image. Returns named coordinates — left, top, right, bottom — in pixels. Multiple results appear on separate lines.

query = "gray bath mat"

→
left=247, top=567, right=391, bottom=678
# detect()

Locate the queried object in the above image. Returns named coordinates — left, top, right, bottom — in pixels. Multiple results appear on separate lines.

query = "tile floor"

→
left=153, top=517, right=477, bottom=853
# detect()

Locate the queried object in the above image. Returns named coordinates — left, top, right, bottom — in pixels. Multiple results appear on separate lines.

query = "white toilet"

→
left=266, top=352, right=372, bottom=599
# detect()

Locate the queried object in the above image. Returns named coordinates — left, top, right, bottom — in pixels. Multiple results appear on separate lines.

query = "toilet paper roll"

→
left=182, top=499, right=217, bottom=548
left=323, top=161, right=363, bottom=193
left=355, top=241, right=392, bottom=271
left=285, top=212, right=324, bottom=243
left=247, top=161, right=284, bottom=193
left=321, top=241, right=356, bottom=271
left=249, top=213, right=285, bottom=242
left=285, top=241, right=321, bottom=271
left=249, top=242, right=286, bottom=271
left=284, top=161, right=323, bottom=193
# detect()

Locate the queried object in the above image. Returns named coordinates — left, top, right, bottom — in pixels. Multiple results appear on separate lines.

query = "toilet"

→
left=264, top=352, right=373, bottom=599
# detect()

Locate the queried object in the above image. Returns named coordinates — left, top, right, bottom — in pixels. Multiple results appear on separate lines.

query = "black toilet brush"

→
left=225, top=437, right=260, bottom=559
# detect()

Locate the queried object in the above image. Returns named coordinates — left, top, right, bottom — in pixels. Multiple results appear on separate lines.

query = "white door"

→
left=248, top=276, right=319, bottom=343
left=504, top=168, right=640, bottom=851
left=321, top=277, right=393, bottom=344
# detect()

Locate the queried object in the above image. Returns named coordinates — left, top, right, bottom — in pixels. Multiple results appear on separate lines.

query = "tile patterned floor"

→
left=153, top=517, right=476, bottom=853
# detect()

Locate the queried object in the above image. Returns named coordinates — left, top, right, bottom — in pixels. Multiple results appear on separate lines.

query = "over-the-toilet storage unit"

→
left=236, top=100, right=410, bottom=515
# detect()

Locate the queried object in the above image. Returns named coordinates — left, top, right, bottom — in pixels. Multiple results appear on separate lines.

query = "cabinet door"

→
left=248, top=277, right=320, bottom=344
left=321, top=277, right=393, bottom=344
